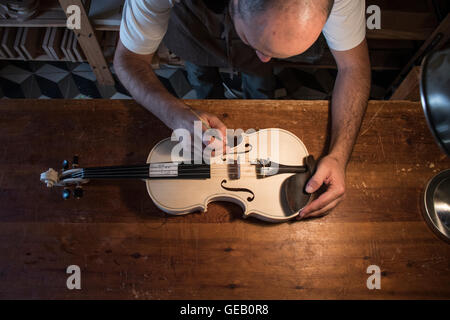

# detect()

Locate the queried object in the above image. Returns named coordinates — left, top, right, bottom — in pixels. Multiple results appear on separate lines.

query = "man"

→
left=114, top=0, right=371, bottom=219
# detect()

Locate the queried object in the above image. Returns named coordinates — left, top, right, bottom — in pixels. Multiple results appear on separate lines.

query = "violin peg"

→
left=62, top=160, right=69, bottom=170
left=72, top=155, right=79, bottom=168
left=62, top=188, right=70, bottom=200
left=74, top=186, right=83, bottom=199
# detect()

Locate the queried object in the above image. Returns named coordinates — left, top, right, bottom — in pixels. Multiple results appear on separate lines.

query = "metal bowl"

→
left=422, top=169, right=450, bottom=243
left=420, top=47, right=450, bottom=156
left=420, top=48, right=450, bottom=242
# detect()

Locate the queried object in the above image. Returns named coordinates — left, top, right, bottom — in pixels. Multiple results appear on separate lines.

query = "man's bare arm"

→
left=113, top=40, right=226, bottom=138
left=328, top=39, right=371, bottom=167
left=300, top=39, right=371, bottom=218
left=114, top=39, right=187, bottom=129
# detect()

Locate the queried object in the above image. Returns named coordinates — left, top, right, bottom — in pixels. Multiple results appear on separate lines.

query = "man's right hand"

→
left=171, top=106, right=228, bottom=155
left=114, top=40, right=227, bottom=155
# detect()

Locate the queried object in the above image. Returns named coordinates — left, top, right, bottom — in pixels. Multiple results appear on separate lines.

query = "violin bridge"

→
left=227, top=161, right=240, bottom=180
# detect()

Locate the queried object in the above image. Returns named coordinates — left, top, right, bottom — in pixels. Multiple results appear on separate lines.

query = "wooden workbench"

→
left=0, top=99, right=448, bottom=299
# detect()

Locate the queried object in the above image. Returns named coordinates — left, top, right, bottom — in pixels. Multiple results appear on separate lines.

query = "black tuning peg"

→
left=62, top=188, right=70, bottom=200
left=74, top=186, right=83, bottom=199
left=72, top=155, right=79, bottom=168
left=62, top=160, right=69, bottom=170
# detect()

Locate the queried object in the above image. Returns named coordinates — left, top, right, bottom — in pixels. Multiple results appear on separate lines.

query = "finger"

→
left=300, top=184, right=344, bottom=217
left=305, top=165, right=329, bottom=193
left=210, top=137, right=225, bottom=156
left=208, top=115, right=227, bottom=132
left=203, top=130, right=224, bottom=150
left=301, top=198, right=341, bottom=219
left=212, top=123, right=228, bottom=154
left=204, top=115, right=227, bottom=147
left=208, top=116, right=227, bottom=142
left=191, top=110, right=211, bottom=131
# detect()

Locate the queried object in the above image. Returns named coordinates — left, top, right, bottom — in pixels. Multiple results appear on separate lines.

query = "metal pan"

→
left=420, top=48, right=450, bottom=156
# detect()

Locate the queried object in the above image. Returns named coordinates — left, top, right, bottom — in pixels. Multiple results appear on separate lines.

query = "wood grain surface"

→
left=0, top=99, right=448, bottom=299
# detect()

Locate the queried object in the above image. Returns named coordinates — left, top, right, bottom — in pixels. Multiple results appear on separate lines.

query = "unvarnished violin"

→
left=40, top=128, right=316, bottom=222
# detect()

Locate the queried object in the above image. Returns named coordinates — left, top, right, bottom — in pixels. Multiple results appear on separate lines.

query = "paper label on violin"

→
left=149, top=163, right=179, bottom=177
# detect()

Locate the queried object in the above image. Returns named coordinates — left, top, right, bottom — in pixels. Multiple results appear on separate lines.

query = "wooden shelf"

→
left=94, top=25, right=119, bottom=31
left=0, top=53, right=73, bottom=61
left=0, top=0, right=445, bottom=87
left=93, top=9, right=439, bottom=40
left=0, top=0, right=114, bottom=85
left=1, top=1, right=438, bottom=41
left=366, top=10, right=437, bottom=40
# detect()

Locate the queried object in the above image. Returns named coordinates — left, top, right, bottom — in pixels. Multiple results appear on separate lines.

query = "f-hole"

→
left=221, top=179, right=255, bottom=202
left=222, top=143, right=252, bottom=162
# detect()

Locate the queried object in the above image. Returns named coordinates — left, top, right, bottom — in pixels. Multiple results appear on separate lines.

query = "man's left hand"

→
left=298, top=155, right=346, bottom=219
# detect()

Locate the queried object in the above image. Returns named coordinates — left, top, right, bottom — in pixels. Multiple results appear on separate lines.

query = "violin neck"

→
left=76, top=163, right=210, bottom=180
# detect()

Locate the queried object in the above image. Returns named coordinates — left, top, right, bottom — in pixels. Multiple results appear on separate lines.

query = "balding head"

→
left=231, top=0, right=334, bottom=62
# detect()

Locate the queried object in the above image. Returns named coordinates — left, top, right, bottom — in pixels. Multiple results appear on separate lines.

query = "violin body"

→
left=40, top=128, right=315, bottom=222
left=146, top=128, right=311, bottom=222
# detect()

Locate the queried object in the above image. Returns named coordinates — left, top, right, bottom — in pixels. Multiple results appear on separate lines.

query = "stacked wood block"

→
left=0, top=26, right=85, bottom=61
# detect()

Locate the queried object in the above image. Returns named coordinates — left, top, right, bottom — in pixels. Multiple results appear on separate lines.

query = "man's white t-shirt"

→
left=120, top=0, right=366, bottom=55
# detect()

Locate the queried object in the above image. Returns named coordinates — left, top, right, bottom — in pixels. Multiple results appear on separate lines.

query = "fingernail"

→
left=305, top=184, right=313, bottom=193
left=298, top=209, right=305, bottom=219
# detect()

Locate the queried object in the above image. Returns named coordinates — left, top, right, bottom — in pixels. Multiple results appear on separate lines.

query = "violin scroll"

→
left=40, top=156, right=88, bottom=200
